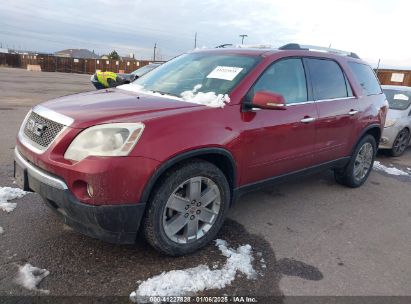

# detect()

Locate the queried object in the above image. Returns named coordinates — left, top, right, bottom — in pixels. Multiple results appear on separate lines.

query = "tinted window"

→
left=383, top=89, right=411, bottom=110
left=348, top=62, right=382, bottom=96
left=306, top=59, right=348, bottom=100
left=251, top=58, right=307, bottom=104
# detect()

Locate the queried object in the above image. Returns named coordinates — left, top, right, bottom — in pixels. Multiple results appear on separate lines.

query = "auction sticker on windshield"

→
left=207, top=66, right=243, bottom=81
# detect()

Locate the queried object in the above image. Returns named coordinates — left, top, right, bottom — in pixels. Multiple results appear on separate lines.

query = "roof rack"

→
left=215, top=44, right=234, bottom=48
left=279, top=43, right=360, bottom=59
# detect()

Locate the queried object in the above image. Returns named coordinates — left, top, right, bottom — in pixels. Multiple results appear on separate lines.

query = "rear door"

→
left=305, top=58, right=359, bottom=164
left=240, top=58, right=318, bottom=185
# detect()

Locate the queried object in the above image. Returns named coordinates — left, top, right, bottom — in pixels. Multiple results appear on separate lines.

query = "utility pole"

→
left=153, top=43, right=157, bottom=62
left=194, top=32, right=197, bottom=49
left=239, top=34, right=248, bottom=45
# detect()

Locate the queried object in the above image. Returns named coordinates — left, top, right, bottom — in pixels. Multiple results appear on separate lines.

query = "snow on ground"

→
left=15, top=263, right=50, bottom=294
left=130, top=239, right=256, bottom=302
left=373, top=161, right=410, bottom=176
left=0, top=187, right=26, bottom=213
left=117, top=83, right=230, bottom=108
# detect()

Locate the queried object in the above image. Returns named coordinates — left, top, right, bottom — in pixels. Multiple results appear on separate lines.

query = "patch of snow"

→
left=117, top=83, right=230, bottom=108
left=130, top=239, right=256, bottom=302
left=260, top=258, right=266, bottom=269
left=0, top=187, right=26, bottom=213
left=181, top=87, right=230, bottom=108
left=0, top=226, right=3, bottom=234
left=373, top=161, right=410, bottom=176
left=15, top=263, right=50, bottom=294
left=180, top=83, right=230, bottom=108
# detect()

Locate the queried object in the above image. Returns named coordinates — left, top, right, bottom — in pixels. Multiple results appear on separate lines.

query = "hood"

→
left=386, top=107, right=408, bottom=120
left=39, top=89, right=203, bottom=128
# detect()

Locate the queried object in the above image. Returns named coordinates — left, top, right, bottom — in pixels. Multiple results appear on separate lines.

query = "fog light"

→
left=87, top=184, right=94, bottom=197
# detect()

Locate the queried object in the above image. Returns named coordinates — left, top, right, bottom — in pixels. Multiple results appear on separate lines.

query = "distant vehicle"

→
left=91, top=63, right=160, bottom=89
left=14, top=44, right=387, bottom=255
left=379, top=85, right=411, bottom=156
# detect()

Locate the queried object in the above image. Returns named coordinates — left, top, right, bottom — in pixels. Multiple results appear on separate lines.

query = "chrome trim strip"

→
left=286, top=97, right=356, bottom=107
left=32, top=105, right=74, bottom=126
left=286, top=100, right=315, bottom=107
left=314, top=97, right=357, bottom=103
left=14, top=147, right=68, bottom=190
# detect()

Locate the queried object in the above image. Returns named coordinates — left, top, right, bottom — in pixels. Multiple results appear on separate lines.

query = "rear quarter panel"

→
left=339, top=58, right=388, bottom=152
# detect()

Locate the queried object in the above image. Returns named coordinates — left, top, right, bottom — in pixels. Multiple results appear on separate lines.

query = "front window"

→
left=129, top=52, right=260, bottom=98
left=248, top=58, right=308, bottom=104
left=383, top=89, right=411, bottom=110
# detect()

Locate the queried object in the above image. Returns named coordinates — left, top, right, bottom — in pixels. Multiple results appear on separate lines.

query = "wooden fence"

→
left=376, top=69, right=411, bottom=87
left=0, top=53, right=158, bottom=74
left=2, top=53, right=410, bottom=87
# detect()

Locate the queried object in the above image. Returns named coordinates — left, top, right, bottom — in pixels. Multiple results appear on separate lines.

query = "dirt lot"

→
left=0, top=67, right=410, bottom=302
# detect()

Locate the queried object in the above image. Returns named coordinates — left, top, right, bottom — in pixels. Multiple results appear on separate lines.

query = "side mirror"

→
left=252, top=91, right=286, bottom=110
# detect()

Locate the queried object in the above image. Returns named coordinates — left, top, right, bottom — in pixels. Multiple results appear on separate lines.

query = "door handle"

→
left=300, top=117, right=316, bottom=123
left=348, top=110, right=359, bottom=115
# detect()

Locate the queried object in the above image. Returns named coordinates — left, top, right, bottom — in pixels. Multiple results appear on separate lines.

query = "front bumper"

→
left=14, top=147, right=146, bottom=244
left=379, top=125, right=399, bottom=150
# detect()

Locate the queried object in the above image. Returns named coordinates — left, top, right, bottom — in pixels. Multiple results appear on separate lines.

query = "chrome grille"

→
left=23, top=111, right=64, bottom=148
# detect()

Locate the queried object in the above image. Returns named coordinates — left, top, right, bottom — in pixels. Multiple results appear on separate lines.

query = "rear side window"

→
left=348, top=62, right=382, bottom=96
left=306, top=58, right=348, bottom=100
left=250, top=58, right=307, bottom=104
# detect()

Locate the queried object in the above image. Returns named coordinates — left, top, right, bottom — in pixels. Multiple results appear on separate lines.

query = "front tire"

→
left=389, top=128, right=410, bottom=157
left=335, top=135, right=376, bottom=188
left=142, top=160, right=230, bottom=256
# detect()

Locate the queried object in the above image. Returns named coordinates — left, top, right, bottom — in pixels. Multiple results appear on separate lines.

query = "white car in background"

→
left=380, top=85, right=411, bottom=156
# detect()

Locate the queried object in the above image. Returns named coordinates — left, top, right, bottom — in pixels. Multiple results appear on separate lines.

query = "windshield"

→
left=132, top=52, right=260, bottom=97
left=131, top=64, right=159, bottom=77
left=383, top=89, right=411, bottom=110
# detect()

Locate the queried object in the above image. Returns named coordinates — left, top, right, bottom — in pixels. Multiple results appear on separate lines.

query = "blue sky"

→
left=0, top=0, right=410, bottom=67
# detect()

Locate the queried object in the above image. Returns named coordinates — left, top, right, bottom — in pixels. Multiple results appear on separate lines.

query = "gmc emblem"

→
left=26, top=119, right=47, bottom=137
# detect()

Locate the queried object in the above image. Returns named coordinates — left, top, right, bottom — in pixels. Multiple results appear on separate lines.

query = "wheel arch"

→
left=140, top=148, right=237, bottom=207
left=353, top=124, right=381, bottom=153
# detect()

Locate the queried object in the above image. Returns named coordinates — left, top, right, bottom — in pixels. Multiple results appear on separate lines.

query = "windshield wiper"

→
left=151, top=90, right=179, bottom=97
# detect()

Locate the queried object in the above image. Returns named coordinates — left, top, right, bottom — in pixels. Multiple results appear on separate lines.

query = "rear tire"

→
left=142, top=159, right=230, bottom=256
left=335, top=135, right=376, bottom=188
left=388, top=128, right=410, bottom=157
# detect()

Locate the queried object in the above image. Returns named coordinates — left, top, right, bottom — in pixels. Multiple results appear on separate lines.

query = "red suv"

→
left=14, top=44, right=388, bottom=255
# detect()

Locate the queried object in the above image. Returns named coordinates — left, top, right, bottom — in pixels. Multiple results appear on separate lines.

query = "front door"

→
left=240, top=58, right=318, bottom=185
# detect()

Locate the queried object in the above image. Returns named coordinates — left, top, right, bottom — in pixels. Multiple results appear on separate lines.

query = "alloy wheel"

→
left=393, top=129, right=410, bottom=155
left=353, top=142, right=374, bottom=182
left=162, top=176, right=221, bottom=244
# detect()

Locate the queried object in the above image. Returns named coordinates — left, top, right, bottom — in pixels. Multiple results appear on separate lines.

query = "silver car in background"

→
left=380, top=85, right=411, bottom=156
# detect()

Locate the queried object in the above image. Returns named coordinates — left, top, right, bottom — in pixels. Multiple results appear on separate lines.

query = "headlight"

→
left=384, top=120, right=397, bottom=128
left=64, top=123, right=144, bottom=162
